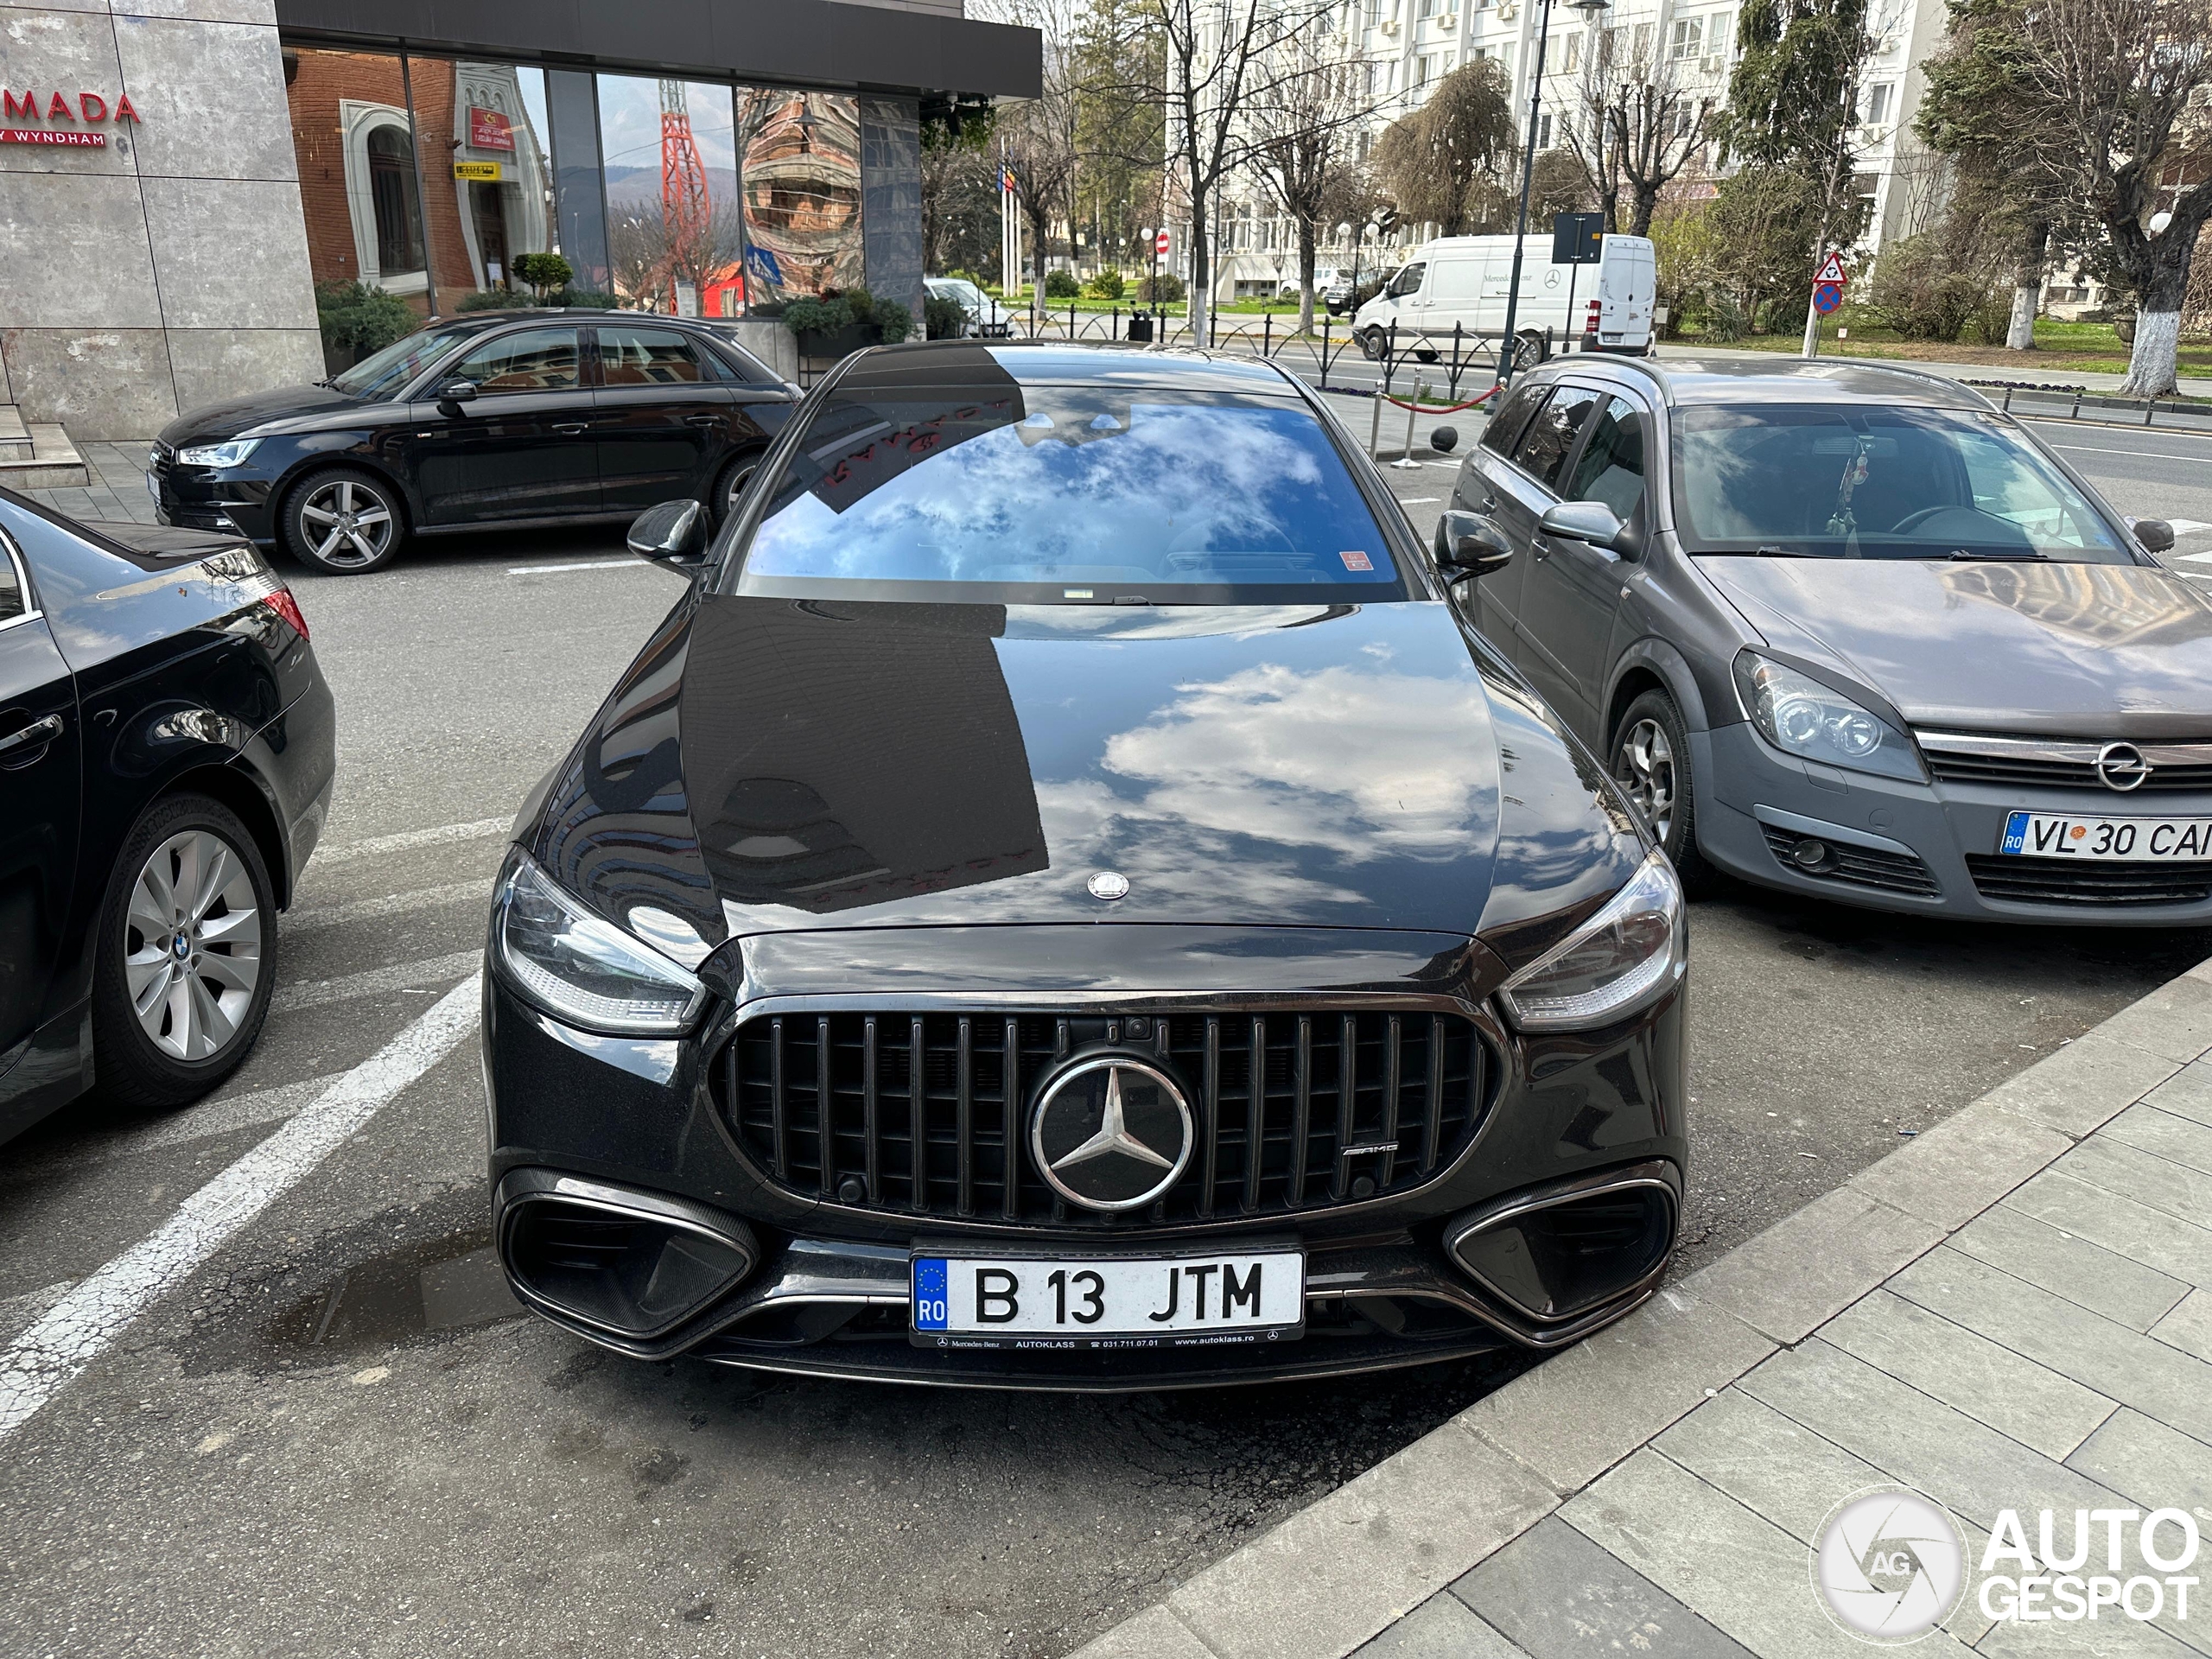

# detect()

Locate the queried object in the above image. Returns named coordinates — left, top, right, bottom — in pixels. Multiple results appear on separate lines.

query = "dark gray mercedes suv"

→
left=1442, top=356, right=2207, bottom=922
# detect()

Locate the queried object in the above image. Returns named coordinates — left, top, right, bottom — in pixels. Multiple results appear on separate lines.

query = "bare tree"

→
left=668, top=202, right=747, bottom=312
left=1001, top=48, right=1084, bottom=315
left=1564, top=30, right=1713, bottom=237
left=1096, top=0, right=1319, bottom=344
left=2012, top=0, right=2212, bottom=393
left=1370, top=60, right=1518, bottom=235
left=1246, top=20, right=1375, bottom=334
left=607, top=207, right=675, bottom=309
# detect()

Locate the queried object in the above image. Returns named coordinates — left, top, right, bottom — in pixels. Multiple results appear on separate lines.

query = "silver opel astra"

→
left=1440, top=356, right=2209, bottom=922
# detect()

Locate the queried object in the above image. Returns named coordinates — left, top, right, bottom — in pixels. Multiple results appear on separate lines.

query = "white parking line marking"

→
left=0, top=1074, right=341, bottom=1188
left=507, top=557, right=645, bottom=575
left=271, top=950, right=480, bottom=1014
left=0, top=1282, right=77, bottom=1347
left=0, top=976, right=481, bottom=1444
left=315, top=817, right=508, bottom=868
left=1401, top=498, right=1442, bottom=504
left=284, top=880, right=489, bottom=935
left=2163, top=518, right=2212, bottom=535
left=2041, top=438, right=2212, bottom=459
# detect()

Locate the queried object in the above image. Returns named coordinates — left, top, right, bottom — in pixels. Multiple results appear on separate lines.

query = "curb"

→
left=1068, top=957, right=2212, bottom=1659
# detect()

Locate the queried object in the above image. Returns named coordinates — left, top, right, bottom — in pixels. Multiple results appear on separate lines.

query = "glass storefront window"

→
left=596, top=74, right=741, bottom=315
left=738, top=91, right=863, bottom=308
left=285, top=46, right=431, bottom=311
left=287, top=41, right=878, bottom=354
left=410, top=57, right=561, bottom=314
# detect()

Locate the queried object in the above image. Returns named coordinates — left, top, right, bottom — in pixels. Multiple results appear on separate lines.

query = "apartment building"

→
left=1200, top=0, right=1950, bottom=302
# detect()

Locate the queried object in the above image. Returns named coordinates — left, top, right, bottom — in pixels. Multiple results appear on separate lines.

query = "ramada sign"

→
left=1, top=89, right=144, bottom=148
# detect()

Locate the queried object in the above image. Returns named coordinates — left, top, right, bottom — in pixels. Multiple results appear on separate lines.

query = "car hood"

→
left=1697, top=556, right=2212, bottom=738
left=528, top=594, right=1638, bottom=967
left=158, top=382, right=368, bottom=448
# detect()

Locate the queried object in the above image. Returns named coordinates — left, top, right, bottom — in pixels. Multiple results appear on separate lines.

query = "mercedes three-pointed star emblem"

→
left=1029, top=1056, right=1194, bottom=1211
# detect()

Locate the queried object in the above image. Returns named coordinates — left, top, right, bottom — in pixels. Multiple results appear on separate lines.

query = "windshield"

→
left=1672, top=404, right=2130, bottom=563
left=327, top=326, right=469, bottom=400
left=733, top=385, right=1405, bottom=604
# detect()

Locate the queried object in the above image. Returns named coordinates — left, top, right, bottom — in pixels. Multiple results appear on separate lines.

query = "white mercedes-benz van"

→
left=1352, top=233, right=1656, bottom=360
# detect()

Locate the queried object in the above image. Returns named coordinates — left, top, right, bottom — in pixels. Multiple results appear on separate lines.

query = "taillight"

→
left=262, top=588, right=309, bottom=641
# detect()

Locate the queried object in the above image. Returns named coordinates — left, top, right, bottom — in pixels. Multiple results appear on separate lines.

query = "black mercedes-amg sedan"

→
left=480, top=342, right=1687, bottom=1389
left=147, top=312, right=798, bottom=575
left=1, top=488, right=334, bottom=1145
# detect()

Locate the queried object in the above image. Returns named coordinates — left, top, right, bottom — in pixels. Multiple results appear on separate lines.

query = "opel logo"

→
left=2094, top=741, right=2151, bottom=792
left=1030, top=1056, right=1192, bottom=1212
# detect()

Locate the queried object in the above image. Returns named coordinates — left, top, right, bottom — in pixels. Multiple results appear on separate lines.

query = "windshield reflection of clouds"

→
left=744, top=399, right=1394, bottom=588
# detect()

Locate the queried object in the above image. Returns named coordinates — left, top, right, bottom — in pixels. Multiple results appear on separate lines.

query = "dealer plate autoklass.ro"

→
left=910, top=1247, right=1305, bottom=1351
left=2000, top=810, right=2212, bottom=861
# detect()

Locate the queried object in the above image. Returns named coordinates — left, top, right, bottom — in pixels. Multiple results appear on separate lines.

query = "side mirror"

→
left=1429, top=425, right=1459, bottom=454
left=2133, top=517, right=2176, bottom=554
left=1433, top=510, right=1515, bottom=579
left=437, top=379, right=478, bottom=403
left=1538, top=499, right=1633, bottom=554
left=628, top=499, right=708, bottom=569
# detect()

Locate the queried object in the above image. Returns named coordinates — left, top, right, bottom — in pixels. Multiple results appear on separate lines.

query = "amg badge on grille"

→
left=1087, top=870, right=1130, bottom=900
left=1031, top=1058, right=1192, bottom=1211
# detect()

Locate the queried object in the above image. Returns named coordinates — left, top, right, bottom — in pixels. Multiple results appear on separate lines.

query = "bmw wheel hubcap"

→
left=124, top=829, right=263, bottom=1061
left=1614, top=718, right=1678, bottom=844
left=299, top=479, right=394, bottom=568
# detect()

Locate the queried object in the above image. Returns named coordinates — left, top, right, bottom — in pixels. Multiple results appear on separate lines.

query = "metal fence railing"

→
left=1963, top=379, right=2212, bottom=435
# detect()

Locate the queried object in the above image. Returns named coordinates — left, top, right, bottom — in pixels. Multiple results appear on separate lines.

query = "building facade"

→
left=0, top=0, right=1036, bottom=437
left=1202, top=0, right=1951, bottom=302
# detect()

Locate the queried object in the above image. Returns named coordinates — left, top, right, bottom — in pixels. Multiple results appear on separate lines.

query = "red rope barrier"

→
left=1375, top=386, right=1499, bottom=414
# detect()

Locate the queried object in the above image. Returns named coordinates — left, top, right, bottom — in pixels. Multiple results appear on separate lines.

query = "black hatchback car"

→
left=480, top=342, right=1688, bottom=1389
left=0, top=489, right=334, bottom=1144
left=148, top=312, right=799, bottom=575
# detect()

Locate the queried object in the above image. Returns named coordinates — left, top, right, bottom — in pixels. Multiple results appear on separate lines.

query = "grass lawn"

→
left=1677, top=317, right=2212, bottom=380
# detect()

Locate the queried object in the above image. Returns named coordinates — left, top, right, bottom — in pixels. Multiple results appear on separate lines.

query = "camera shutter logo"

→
left=1813, top=1486, right=1967, bottom=1643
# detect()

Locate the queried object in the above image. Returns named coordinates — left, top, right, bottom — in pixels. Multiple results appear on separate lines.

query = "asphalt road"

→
left=3, top=417, right=2210, bottom=1659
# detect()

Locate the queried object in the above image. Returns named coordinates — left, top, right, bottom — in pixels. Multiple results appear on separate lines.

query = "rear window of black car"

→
left=730, top=386, right=1407, bottom=604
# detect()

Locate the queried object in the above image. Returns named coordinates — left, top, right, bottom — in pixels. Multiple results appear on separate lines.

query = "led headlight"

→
left=1734, top=652, right=1923, bottom=781
left=1498, top=852, right=1685, bottom=1031
left=176, top=438, right=263, bottom=468
left=491, top=848, right=707, bottom=1034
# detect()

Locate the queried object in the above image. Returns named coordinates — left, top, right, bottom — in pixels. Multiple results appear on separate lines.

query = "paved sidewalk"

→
left=1076, top=957, right=2212, bottom=1659
left=22, top=438, right=161, bottom=526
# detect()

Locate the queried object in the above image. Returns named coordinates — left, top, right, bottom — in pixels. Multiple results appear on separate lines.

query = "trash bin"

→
left=1127, top=312, right=1154, bottom=343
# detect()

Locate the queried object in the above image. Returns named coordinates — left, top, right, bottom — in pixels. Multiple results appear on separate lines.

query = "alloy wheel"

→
left=123, top=828, right=264, bottom=1062
left=1614, top=717, right=1678, bottom=845
left=297, top=477, right=396, bottom=569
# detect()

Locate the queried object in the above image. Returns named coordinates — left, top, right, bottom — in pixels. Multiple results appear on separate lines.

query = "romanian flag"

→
left=1001, top=164, right=1017, bottom=194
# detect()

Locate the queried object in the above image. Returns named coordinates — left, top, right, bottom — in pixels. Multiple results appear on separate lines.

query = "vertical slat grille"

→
left=724, top=1008, right=1491, bottom=1226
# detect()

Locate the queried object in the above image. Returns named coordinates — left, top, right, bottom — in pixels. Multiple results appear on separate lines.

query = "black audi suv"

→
left=147, top=311, right=798, bottom=575
left=480, top=342, right=1687, bottom=1388
left=1, top=488, right=334, bottom=1144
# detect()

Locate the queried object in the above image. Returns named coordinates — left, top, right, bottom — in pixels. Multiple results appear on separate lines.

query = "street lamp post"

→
left=1496, top=0, right=1612, bottom=387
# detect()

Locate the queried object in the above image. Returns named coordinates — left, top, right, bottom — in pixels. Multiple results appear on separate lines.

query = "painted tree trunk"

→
left=2006, top=221, right=2048, bottom=352
left=2122, top=311, right=2182, bottom=399
left=1297, top=218, right=1318, bottom=338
